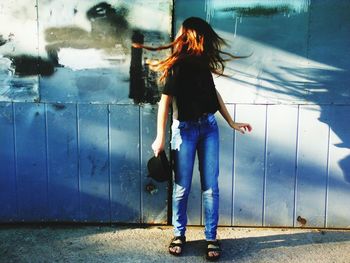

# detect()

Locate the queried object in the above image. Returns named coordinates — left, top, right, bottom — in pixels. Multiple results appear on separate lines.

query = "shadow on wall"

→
left=225, top=65, right=350, bottom=183
left=178, top=0, right=350, bottom=183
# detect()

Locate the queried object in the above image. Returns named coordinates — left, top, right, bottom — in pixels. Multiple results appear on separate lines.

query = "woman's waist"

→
left=172, top=112, right=215, bottom=125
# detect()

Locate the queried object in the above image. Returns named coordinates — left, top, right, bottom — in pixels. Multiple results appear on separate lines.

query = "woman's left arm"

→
left=215, top=89, right=252, bottom=134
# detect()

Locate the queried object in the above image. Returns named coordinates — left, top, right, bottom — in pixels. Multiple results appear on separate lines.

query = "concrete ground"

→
left=0, top=224, right=349, bottom=263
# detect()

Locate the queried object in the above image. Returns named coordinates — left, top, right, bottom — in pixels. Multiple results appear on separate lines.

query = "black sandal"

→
left=206, top=240, right=222, bottom=261
left=168, top=236, right=186, bottom=256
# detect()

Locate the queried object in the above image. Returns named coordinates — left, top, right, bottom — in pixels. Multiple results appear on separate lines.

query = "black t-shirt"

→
left=162, top=58, right=220, bottom=121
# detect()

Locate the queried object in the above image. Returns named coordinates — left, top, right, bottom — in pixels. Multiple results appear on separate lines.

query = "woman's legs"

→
left=171, top=121, right=197, bottom=238
left=170, top=114, right=219, bottom=253
left=197, top=119, right=220, bottom=241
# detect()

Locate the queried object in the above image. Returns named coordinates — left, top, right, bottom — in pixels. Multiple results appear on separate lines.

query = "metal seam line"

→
left=293, top=105, right=301, bottom=227
left=44, top=103, right=49, bottom=221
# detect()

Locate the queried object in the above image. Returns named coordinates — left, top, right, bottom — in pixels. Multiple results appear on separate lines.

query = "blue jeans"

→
left=170, top=113, right=219, bottom=241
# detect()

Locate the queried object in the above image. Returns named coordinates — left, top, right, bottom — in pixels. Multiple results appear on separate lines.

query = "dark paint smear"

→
left=8, top=79, right=34, bottom=89
left=129, top=30, right=145, bottom=104
left=220, top=5, right=293, bottom=16
left=86, top=2, right=129, bottom=31
left=88, top=155, right=97, bottom=177
left=44, top=2, right=131, bottom=67
left=0, top=35, right=7, bottom=46
left=41, top=2, right=163, bottom=105
left=7, top=55, right=55, bottom=76
left=129, top=30, right=161, bottom=105
left=52, top=103, right=66, bottom=110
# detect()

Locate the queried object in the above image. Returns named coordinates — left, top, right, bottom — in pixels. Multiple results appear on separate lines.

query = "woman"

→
left=133, top=17, right=252, bottom=261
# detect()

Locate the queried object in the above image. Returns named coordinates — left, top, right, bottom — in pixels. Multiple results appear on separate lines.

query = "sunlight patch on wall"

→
left=214, top=32, right=344, bottom=105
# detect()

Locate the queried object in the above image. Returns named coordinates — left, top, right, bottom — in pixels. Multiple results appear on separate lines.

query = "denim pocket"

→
left=207, top=114, right=217, bottom=126
left=178, top=122, right=187, bottom=129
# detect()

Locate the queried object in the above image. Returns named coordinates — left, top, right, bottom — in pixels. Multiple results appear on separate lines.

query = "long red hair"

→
left=132, top=17, right=246, bottom=84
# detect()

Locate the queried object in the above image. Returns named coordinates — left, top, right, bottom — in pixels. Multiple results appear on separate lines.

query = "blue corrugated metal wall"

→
left=175, top=0, right=350, bottom=228
left=1, top=0, right=350, bottom=228
left=0, top=102, right=169, bottom=223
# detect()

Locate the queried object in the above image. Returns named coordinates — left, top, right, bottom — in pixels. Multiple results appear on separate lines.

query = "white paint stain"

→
left=58, top=47, right=126, bottom=70
left=170, top=119, right=183, bottom=151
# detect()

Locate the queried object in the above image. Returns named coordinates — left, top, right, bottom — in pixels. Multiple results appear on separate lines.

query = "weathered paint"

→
left=296, top=105, right=329, bottom=227
left=0, top=0, right=39, bottom=102
left=264, top=105, right=298, bottom=227
left=46, top=103, right=80, bottom=221
left=216, top=105, right=234, bottom=226
left=14, top=103, right=47, bottom=221
left=140, top=105, right=169, bottom=224
left=78, top=104, right=110, bottom=222
left=0, top=0, right=350, bottom=228
left=233, top=105, right=266, bottom=226
left=0, top=0, right=172, bottom=104
left=0, top=102, right=17, bottom=221
left=110, top=105, right=141, bottom=223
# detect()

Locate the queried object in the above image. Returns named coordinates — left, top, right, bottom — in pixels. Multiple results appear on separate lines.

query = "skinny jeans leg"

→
left=171, top=121, right=197, bottom=237
left=171, top=114, right=219, bottom=239
left=197, top=119, right=219, bottom=241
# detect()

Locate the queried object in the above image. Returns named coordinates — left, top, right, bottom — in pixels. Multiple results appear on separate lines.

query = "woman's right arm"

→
left=152, top=94, right=173, bottom=157
left=216, top=88, right=252, bottom=134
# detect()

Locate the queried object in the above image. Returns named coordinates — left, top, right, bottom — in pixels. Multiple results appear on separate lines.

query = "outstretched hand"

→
left=230, top=122, right=252, bottom=134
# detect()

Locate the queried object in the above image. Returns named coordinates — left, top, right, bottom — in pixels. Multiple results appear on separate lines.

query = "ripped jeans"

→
left=171, top=113, right=219, bottom=241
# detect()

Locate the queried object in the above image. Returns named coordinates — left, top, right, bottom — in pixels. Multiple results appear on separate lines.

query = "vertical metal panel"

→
left=326, top=106, right=350, bottom=228
left=46, top=103, right=79, bottom=221
left=233, top=104, right=266, bottom=226
left=14, top=102, right=47, bottom=221
left=265, top=105, right=298, bottom=226
left=217, top=106, right=234, bottom=226
left=140, top=105, right=168, bottom=224
left=78, top=104, right=109, bottom=222
left=0, top=102, right=17, bottom=221
left=296, top=105, right=328, bottom=227
left=110, top=105, right=141, bottom=223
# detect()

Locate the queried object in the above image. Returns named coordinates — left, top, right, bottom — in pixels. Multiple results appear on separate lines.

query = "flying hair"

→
left=132, top=17, right=250, bottom=84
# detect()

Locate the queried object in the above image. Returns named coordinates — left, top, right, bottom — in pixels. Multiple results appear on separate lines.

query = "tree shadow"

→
left=182, top=230, right=350, bottom=261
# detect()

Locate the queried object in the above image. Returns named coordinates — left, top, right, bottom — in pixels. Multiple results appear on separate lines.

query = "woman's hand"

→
left=132, top=43, right=142, bottom=48
left=152, top=94, right=172, bottom=157
left=230, top=121, right=252, bottom=134
left=152, top=136, right=165, bottom=157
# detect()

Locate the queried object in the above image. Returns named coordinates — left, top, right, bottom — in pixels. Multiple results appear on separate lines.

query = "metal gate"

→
left=1, top=0, right=350, bottom=228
